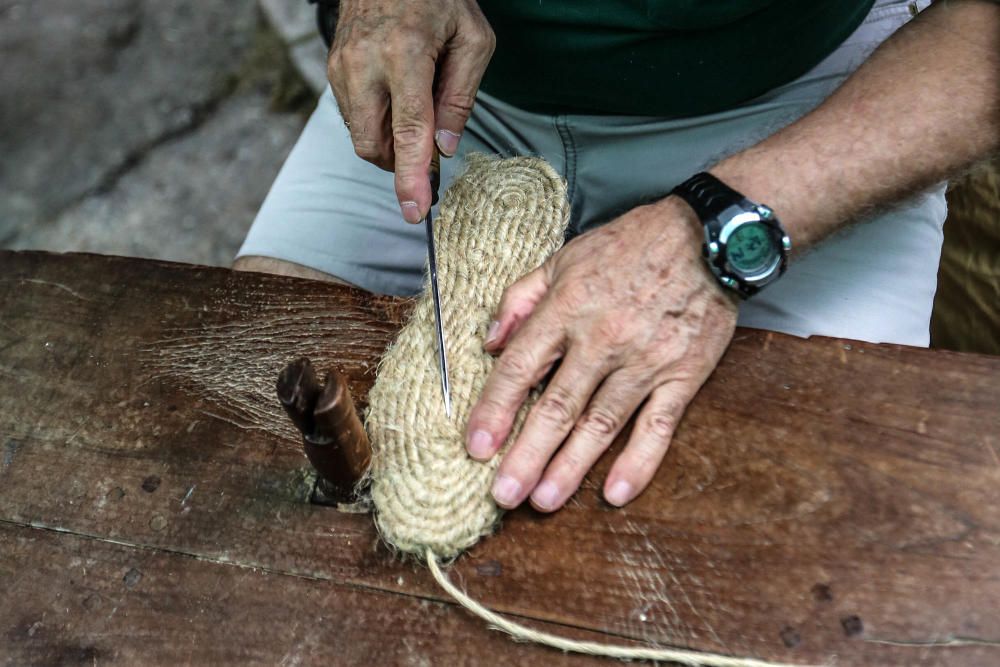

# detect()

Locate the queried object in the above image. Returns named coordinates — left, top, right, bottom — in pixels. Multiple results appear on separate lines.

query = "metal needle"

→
left=424, top=150, right=451, bottom=417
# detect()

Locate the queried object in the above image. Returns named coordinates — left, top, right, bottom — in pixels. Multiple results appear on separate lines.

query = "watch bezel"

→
left=717, top=211, right=784, bottom=287
left=671, top=173, right=790, bottom=300
left=702, top=202, right=790, bottom=297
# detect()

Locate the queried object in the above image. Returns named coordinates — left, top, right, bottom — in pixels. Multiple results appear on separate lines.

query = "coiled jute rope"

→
left=365, top=155, right=812, bottom=666
left=366, top=154, right=567, bottom=559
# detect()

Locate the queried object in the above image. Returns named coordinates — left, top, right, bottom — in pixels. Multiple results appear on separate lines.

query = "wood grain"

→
left=0, top=522, right=610, bottom=666
left=2, top=250, right=999, bottom=666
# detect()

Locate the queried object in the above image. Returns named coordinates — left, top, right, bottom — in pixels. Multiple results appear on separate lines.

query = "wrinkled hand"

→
left=327, top=0, right=495, bottom=222
left=465, top=198, right=739, bottom=511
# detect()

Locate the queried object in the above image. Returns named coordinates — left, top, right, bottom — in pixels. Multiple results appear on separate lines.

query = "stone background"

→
left=0, top=0, right=320, bottom=266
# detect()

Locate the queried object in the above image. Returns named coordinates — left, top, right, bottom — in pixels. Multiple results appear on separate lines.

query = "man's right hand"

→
left=327, top=0, right=495, bottom=223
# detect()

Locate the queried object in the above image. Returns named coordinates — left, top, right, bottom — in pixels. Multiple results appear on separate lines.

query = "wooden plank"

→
left=2, top=250, right=999, bottom=665
left=0, top=522, right=611, bottom=665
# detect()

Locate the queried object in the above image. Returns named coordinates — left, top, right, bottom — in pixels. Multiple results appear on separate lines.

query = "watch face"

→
left=727, top=222, right=778, bottom=275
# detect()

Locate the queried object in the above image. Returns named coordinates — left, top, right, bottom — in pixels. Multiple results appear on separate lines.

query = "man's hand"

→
left=465, top=198, right=738, bottom=511
left=327, top=0, right=495, bottom=223
left=460, top=0, right=1000, bottom=513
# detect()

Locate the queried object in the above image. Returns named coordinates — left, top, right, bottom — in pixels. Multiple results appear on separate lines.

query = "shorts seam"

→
left=863, top=1, right=922, bottom=25
left=554, top=114, right=578, bottom=211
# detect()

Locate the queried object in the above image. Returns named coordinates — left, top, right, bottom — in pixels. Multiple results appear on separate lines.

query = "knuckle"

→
left=556, top=449, right=588, bottom=475
left=555, top=285, right=589, bottom=314
left=326, top=57, right=340, bottom=85
left=391, top=98, right=430, bottom=146
left=496, top=349, right=536, bottom=379
left=469, top=24, right=496, bottom=52
left=330, top=45, right=365, bottom=81
left=499, top=281, right=529, bottom=311
left=384, top=29, right=429, bottom=59
left=392, top=121, right=426, bottom=149
left=327, top=65, right=347, bottom=97
left=438, top=93, right=476, bottom=119
left=535, top=387, right=577, bottom=428
left=577, top=407, right=619, bottom=438
left=645, top=410, right=678, bottom=440
left=595, top=317, right=631, bottom=347
left=352, top=138, right=381, bottom=161
left=335, top=45, right=361, bottom=68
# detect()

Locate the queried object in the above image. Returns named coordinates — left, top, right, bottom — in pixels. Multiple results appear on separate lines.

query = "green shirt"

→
left=478, top=0, right=875, bottom=117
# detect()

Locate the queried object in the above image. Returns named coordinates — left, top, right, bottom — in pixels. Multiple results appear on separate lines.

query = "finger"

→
left=387, top=52, right=436, bottom=223
left=327, top=37, right=349, bottom=108
left=465, top=306, right=565, bottom=464
left=484, top=265, right=550, bottom=352
left=328, top=39, right=397, bottom=171
left=529, top=369, right=650, bottom=512
left=327, top=54, right=353, bottom=129
left=603, top=381, right=700, bottom=507
left=346, top=82, right=394, bottom=171
left=433, top=23, right=495, bottom=157
left=328, top=46, right=360, bottom=142
left=490, top=346, right=611, bottom=509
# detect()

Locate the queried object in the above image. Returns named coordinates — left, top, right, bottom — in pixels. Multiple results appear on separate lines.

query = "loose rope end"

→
left=426, top=548, right=818, bottom=667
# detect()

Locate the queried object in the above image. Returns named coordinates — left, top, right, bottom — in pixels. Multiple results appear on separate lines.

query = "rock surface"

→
left=259, top=0, right=316, bottom=44
left=8, top=91, right=305, bottom=267
left=0, top=0, right=311, bottom=265
left=260, top=0, right=329, bottom=94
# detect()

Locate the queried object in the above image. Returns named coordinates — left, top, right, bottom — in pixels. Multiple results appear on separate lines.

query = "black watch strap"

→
left=670, top=172, right=744, bottom=221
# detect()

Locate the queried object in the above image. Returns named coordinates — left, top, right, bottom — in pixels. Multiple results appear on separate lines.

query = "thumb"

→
left=433, top=27, right=495, bottom=157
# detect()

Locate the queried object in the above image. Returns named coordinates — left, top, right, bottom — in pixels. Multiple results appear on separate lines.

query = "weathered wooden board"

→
left=2, top=250, right=1000, bottom=666
left=0, top=522, right=610, bottom=665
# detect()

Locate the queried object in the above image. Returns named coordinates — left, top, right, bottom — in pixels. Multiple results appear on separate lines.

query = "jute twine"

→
left=365, top=155, right=813, bottom=667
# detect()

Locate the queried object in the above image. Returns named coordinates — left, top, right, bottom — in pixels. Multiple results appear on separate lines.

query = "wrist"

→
left=668, top=172, right=791, bottom=300
left=668, top=196, right=743, bottom=308
left=708, top=135, right=838, bottom=257
left=655, top=194, right=702, bottom=238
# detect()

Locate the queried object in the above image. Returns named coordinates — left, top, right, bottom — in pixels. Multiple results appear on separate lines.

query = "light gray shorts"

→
left=238, top=0, right=943, bottom=346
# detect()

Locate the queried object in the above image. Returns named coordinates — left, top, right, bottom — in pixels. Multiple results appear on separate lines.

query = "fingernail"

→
left=531, top=480, right=560, bottom=511
left=492, top=474, right=521, bottom=507
left=435, top=129, right=461, bottom=157
left=467, top=429, right=494, bottom=460
left=400, top=200, right=422, bottom=224
left=605, top=480, right=634, bottom=507
left=484, top=320, right=501, bottom=346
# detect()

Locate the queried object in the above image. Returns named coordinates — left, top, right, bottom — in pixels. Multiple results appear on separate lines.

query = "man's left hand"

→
left=464, top=197, right=738, bottom=511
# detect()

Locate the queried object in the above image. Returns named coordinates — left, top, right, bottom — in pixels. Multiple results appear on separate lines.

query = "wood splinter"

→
left=276, top=358, right=371, bottom=504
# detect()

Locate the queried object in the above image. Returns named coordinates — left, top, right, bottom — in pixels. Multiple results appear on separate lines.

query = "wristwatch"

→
left=670, top=172, right=791, bottom=299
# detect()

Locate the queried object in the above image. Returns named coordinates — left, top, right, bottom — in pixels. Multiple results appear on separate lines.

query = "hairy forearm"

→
left=711, top=0, right=1000, bottom=254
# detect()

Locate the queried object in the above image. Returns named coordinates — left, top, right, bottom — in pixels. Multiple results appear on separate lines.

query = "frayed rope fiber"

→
left=365, top=155, right=813, bottom=666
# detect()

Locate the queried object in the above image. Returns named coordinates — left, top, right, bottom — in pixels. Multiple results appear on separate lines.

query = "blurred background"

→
left=1, top=0, right=996, bottom=353
left=0, top=0, right=323, bottom=266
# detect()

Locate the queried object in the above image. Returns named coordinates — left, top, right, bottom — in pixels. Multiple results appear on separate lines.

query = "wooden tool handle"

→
left=310, top=367, right=372, bottom=485
left=277, top=358, right=371, bottom=502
